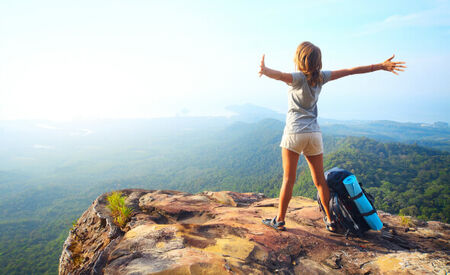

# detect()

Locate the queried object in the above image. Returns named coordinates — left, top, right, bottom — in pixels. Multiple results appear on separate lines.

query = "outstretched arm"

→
left=330, top=54, right=406, bottom=81
left=258, top=54, right=293, bottom=84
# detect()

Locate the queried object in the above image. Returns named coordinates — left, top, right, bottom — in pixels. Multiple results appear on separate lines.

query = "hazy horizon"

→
left=0, top=106, right=448, bottom=125
left=1, top=0, right=449, bottom=123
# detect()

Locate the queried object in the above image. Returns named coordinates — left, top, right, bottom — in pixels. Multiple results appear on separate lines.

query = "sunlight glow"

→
left=0, top=0, right=449, bottom=122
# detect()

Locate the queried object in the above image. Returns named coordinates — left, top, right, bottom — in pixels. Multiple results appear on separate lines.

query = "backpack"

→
left=317, top=167, right=378, bottom=237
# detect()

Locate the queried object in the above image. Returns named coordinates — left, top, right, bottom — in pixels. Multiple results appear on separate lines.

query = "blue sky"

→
left=0, top=0, right=449, bottom=122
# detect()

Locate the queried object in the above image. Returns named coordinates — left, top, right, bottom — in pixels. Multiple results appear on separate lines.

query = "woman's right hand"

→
left=257, top=55, right=293, bottom=84
left=381, top=54, right=407, bottom=75
left=259, top=54, right=266, bottom=77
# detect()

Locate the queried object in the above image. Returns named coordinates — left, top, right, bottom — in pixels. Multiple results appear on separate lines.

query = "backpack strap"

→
left=361, top=209, right=377, bottom=217
left=349, top=192, right=363, bottom=201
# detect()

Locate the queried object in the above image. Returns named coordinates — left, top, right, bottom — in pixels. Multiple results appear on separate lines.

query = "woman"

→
left=259, top=41, right=406, bottom=232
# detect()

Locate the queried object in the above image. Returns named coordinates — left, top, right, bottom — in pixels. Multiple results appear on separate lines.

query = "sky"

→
left=0, top=0, right=449, bottom=123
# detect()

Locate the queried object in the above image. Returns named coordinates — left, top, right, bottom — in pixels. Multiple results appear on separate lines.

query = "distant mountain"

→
left=226, top=103, right=285, bottom=122
left=319, top=119, right=450, bottom=151
left=224, top=103, right=450, bottom=151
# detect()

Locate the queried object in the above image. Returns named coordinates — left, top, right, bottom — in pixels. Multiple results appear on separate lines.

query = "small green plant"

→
left=106, top=191, right=124, bottom=216
left=70, top=218, right=79, bottom=231
left=106, top=191, right=134, bottom=228
left=72, top=218, right=78, bottom=227
left=399, top=214, right=414, bottom=227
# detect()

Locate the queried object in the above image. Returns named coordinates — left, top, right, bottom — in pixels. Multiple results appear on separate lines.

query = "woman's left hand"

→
left=259, top=54, right=266, bottom=77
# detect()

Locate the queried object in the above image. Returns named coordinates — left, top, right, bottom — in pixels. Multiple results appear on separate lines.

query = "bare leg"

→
left=304, top=153, right=334, bottom=230
left=276, top=148, right=300, bottom=223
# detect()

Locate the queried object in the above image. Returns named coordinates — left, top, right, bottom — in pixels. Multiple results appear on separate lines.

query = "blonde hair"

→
left=294, top=41, right=323, bottom=87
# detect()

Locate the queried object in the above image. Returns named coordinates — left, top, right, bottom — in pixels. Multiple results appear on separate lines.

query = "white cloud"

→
left=35, top=123, right=61, bottom=130
left=69, top=129, right=92, bottom=136
left=354, top=5, right=450, bottom=36
left=33, top=144, right=54, bottom=150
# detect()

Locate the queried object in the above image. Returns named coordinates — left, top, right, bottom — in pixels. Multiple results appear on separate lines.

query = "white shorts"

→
left=280, top=132, right=323, bottom=156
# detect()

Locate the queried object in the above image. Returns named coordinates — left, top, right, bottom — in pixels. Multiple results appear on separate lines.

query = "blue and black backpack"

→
left=317, top=167, right=381, bottom=237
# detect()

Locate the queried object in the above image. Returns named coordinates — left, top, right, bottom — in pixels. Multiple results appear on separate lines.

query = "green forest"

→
left=0, top=118, right=448, bottom=274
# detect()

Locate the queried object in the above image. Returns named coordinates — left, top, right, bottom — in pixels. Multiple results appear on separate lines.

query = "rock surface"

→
left=59, top=189, right=449, bottom=274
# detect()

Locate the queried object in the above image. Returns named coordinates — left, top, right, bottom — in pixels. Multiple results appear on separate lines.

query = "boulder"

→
left=59, top=189, right=449, bottom=274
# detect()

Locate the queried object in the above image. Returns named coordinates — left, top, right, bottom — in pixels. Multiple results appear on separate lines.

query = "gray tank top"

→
left=283, top=70, right=332, bottom=134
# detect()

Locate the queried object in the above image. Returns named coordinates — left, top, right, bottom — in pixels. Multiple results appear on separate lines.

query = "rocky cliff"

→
left=59, top=189, right=449, bottom=274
